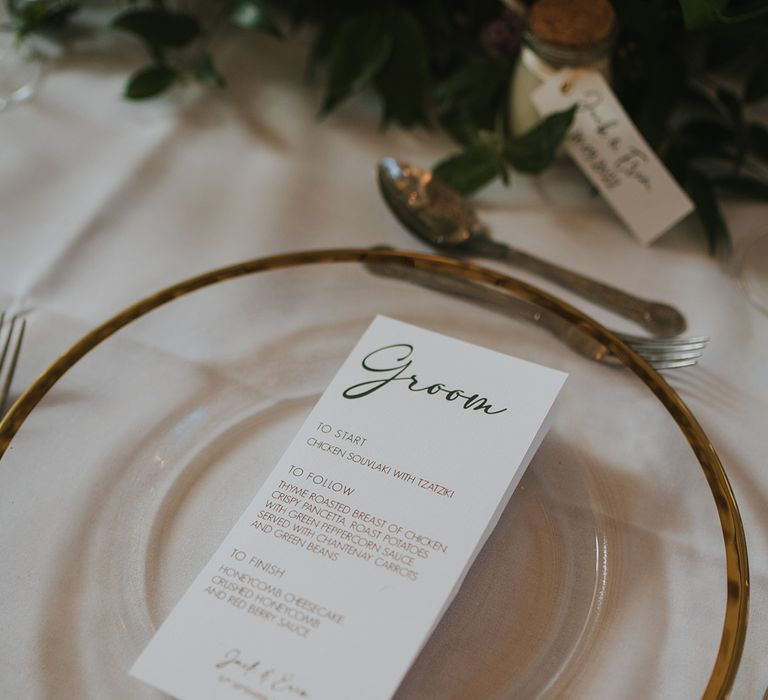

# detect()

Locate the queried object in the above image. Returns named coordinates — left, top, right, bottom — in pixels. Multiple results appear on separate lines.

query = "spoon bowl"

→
left=377, top=157, right=687, bottom=337
left=378, top=157, right=480, bottom=247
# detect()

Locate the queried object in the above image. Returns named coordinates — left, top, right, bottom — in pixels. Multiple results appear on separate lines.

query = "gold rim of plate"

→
left=0, top=248, right=749, bottom=699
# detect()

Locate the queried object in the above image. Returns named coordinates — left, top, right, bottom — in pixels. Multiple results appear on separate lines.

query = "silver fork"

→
left=608, top=331, right=708, bottom=370
left=0, top=312, right=27, bottom=414
left=365, top=263, right=708, bottom=370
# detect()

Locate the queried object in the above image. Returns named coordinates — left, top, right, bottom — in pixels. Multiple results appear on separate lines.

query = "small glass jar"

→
left=0, top=3, right=46, bottom=113
left=0, top=34, right=43, bottom=112
left=510, top=0, right=617, bottom=136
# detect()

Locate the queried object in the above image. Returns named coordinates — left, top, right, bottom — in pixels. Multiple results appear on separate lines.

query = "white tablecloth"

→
left=2, top=32, right=767, bottom=698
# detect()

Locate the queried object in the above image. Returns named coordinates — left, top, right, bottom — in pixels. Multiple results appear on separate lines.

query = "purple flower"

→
left=480, top=8, right=524, bottom=59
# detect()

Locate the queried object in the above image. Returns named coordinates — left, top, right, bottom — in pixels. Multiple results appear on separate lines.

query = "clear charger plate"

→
left=0, top=249, right=748, bottom=699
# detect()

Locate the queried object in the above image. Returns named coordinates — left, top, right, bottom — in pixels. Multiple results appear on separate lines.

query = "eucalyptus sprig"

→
left=2, top=0, right=283, bottom=98
left=111, top=0, right=282, bottom=99
left=433, top=108, right=577, bottom=195
left=2, top=0, right=78, bottom=38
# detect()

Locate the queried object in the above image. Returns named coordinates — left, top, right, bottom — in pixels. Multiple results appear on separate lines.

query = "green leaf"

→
left=673, top=118, right=737, bottom=160
left=37, top=1, right=76, bottom=27
left=719, top=1, right=768, bottom=23
left=635, top=49, right=687, bottom=148
left=13, top=0, right=48, bottom=25
left=747, top=123, right=768, bottom=163
left=716, top=88, right=747, bottom=166
left=14, top=0, right=78, bottom=37
left=230, top=0, right=283, bottom=37
left=434, top=56, right=512, bottom=141
left=124, top=64, right=177, bottom=100
left=112, top=9, right=201, bottom=49
left=711, top=173, right=768, bottom=200
left=434, top=57, right=507, bottom=109
left=504, top=107, right=576, bottom=174
left=681, top=85, right=725, bottom=118
left=194, top=52, right=225, bottom=87
left=686, top=169, right=730, bottom=254
left=745, top=57, right=768, bottom=103
left=374, top=7, right=429, bottom=127
left=717, top=88, right=743, bottom=127
left=320, top=11, right=392, bottom=115
left=678, top=0, right=726, bottom=29
left=433, top=139, right=507, bottom=196
left=675, top=118, right=735, bottom=145
left=612, top=0, right=679, bottom=38
left=703, top=29, right=751, bottom=71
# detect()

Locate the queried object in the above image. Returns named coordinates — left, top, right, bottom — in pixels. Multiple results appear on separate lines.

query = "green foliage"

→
left=374, top=7, right=429, bottom=127
left=300, top=0, right=505, bottom=128
left=194, top=52, right=226, bottom=87
left=230, top=0, right=283, bottom=37
left=678, top=0, right=727, bottom=29
left=434, top=107, right=576, bottom=195
left=686, top=169, right=729, bottom=254
left=504, top=107, right=576, bottom=173
left=9, top=0, right=768, bottom=255
left=434, top=56, right=514, bottom=142
left=610, top=0, right=768, bottom=253
left=110, top=1, right=281, bottom=99
left=4, top=0, right=78, bottom=38
left=311, top=6, right=430, bottom=125
left=112, top=9, right=201, bottom=50
left=712, top=173, right=768, bottom=200
left=434, top=135, right=508, bottom=195
left=319, top=11, right=393, bottom=115
left=748, top=124, right=768, bottom=162
left=124, top=64, right=177, bottom=100
left=745, top=59, right=768, bottom=103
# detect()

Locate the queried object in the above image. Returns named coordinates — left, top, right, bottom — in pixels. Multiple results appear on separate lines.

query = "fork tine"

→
left=649, top=357, right=700, bottom=370
left=633, top=348, right=704, bottom=362
left=615, top=327, right=708, bottom=368
left=633, top=342, right=709, bottom=354
left=630, top=340, right=709, bottom=353
left=0, top=315, right=25, bottom=413
left=0, top=312, right=13, bottom=374
left=618, top=333, right=710, bottom=348
left=618, top=329, right=707, bottom=369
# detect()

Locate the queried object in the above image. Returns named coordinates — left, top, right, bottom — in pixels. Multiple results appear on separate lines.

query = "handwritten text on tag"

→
left=531, top=70, right=694, bottom=245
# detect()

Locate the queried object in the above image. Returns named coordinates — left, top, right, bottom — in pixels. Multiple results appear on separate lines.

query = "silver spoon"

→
left=377, top=157, right=687, bottom=337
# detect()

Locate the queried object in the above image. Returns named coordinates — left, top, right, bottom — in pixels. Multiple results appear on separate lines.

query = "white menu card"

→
left=132, top=315, right=567, bottom=700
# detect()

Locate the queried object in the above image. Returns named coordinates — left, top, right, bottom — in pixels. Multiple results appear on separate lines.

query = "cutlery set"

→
left=375, top=157, right=706, bottom=370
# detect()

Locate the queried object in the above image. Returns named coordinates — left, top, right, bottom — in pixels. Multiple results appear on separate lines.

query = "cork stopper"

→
left=529, top=0, right=616, bottom=50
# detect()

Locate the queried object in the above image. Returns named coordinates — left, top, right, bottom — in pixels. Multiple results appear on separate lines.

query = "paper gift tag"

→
left=531, top=70, right=694, bottom=245
left=131, top=315, right=567, bottom=700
